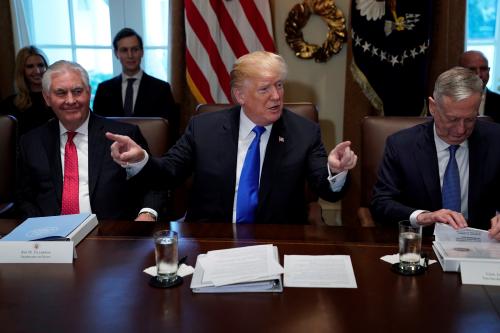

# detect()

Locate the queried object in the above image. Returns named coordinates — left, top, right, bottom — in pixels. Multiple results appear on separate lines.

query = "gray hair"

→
left=42, top=60, right=90, bottom=93
left=433, top=66, right=483, bottom=104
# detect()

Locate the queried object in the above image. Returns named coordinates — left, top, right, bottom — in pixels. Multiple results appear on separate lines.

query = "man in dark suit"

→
left=106, top=51, right=357, bottom=224
left=16, top=60, right=163, bottom=221
left=459, top=50, right=500, bottom=123
left=371, top=67, right=500, bottom=240
left=92, top=28, right=177, bottom=126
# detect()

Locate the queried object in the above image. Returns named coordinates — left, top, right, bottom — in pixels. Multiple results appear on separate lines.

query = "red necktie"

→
left=61, top=131, right=79, bottom=215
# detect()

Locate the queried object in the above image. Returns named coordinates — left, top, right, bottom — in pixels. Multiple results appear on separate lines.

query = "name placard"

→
left=0, top=241, right=74, bottom=263
left=460, top=261, right=500, bottom=286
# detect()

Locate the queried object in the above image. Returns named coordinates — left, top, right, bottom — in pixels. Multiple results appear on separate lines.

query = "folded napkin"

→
left=380, top=254, right=436, bottom=266
left=143, top=263, right=195, bottom=277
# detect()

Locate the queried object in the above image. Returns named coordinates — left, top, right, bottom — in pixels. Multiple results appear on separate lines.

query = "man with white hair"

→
left=371, top=66, right=500, bottom=240
left=16, top=60, right=164, bottom=221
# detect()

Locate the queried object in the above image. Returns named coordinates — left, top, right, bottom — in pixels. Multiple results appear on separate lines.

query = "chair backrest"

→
left=0, top=115, right=17, bottom=214
left=108, top=117, right=170, bottom=157
left=360, top=116, right=431, bottom=208
left=195, top=102, right=319, bottom=122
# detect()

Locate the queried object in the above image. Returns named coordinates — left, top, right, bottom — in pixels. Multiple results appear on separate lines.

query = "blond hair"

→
left=13, top=46, right=48, bottom=111
left=230, top=51, right=287, bottom=91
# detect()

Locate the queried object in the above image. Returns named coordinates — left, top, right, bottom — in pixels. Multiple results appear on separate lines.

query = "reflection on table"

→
left=0, top=220, right=498, bottom=333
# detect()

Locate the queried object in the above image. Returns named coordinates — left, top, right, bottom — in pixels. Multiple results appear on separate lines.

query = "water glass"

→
left=153, top=230, right=178, bottom=282
left=398, top=220, right=422, bottom=273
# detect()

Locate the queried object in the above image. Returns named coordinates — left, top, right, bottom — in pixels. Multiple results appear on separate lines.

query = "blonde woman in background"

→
left=1, top=46, right=55, bottom=135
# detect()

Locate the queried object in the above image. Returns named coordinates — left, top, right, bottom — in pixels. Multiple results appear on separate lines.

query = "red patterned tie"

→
left=61, top=131, right=79, bottom=215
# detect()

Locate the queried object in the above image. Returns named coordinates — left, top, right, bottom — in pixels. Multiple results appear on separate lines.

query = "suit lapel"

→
left=87, top=115, right=106, bottom=196
left=45, top=120, right=64, bottom=206
left=135, top=73, right=149, bottom=114
left=258, top=112, right=287, bottom=207
left=223, top=107, right=240, bottom=196
left=113, top=75, right=124, bottom=111
left=467, top=123, right=485, bottom=215
left=415, top=122, right=442, bottom=206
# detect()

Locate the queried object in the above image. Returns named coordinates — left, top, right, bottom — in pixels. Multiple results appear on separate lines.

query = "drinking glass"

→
left=398, top=220, right=422, bottom=273
left=153, top=230, right=178, bottom=282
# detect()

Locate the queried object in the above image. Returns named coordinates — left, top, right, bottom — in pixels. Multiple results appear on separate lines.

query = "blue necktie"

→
left=442, top=145, right=461, bottom=212
left=236, top=126, right=266, bottom=223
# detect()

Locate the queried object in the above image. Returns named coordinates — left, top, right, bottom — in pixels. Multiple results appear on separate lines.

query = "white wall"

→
left=270, top=0, right=350, bottom=150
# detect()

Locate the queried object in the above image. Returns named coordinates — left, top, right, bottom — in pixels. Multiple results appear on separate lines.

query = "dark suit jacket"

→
left=137, top=106, right=347, bottom=224
left=371, top=119, right=500, bottom=230
left=92, top=72, right=177, bottom=121
left=16, top=113, right=163, bottom=220
left=484, top=88, right=500, bottom=123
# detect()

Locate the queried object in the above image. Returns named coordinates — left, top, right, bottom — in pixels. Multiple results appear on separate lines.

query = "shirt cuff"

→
left=327, top=164, right=348, bottom=192
left=124, top=149, right=149, bottom=178
left=409, top=210, right=428, bottom=227
left=138, top=207, right=158, bottom=219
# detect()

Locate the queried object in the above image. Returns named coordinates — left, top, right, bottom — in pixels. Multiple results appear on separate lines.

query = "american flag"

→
left=185, top=0, right=275, bottom=104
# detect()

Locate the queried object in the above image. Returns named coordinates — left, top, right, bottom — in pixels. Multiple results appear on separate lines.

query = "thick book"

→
left=433, top=241, right=500, bottom=272
left=1, top=213, right=98, bottom=246
left=190, top=245, right=283, bottom=293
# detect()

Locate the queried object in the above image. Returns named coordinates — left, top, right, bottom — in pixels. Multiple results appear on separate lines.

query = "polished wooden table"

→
left=0, top=220, right=499, bottom=333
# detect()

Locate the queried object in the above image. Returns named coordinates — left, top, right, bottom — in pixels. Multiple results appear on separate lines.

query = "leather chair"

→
left=0, top=115, right=17, bottom=215
left=108, top=117, right=171, bottom=157
left=194, top=102, right=324, bottom=225
left=358, top=116, right=431, bottom=227
left=358, top=115, right=492, bottom=227
left=109, top=117, right=172, bottom=220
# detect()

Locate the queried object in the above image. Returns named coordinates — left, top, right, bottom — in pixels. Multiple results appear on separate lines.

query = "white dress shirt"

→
left=410, top=124, right=469, bottom=225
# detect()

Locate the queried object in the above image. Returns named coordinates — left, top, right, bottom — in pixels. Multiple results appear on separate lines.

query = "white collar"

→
left=433, top=123, right=468, bottom=152
left=239, top=107, right=273, bottom=138
left=122, top=70, right=143, bottom=83
left=59, top=111, right=90, bottom=137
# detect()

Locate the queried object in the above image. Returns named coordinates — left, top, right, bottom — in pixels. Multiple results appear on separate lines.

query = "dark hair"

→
left=112, top=28, right=143, bottom=51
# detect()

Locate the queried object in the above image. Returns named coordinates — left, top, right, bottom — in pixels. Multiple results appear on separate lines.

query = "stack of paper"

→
left=433, top=223, right=500, bottom=272
left=190, top=244, right=284, bottom=293
left=284, top=255, right=357, bottom=288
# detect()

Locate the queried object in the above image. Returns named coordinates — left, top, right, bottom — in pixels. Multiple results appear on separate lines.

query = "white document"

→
left=200, top=244, right=283, bottom=286
left=284, top=255, right=357, bottom=288
left=190, top=245, right=283, bottom=293
left=434, top=223, right=497, bottom=243
left=0, top=241, right=74, bottom=263
left=461, top=261, right=500, bottom=286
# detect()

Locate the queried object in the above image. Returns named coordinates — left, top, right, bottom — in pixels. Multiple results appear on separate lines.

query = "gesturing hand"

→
left=105, top=132, right=146, bottom=166
left=328, top=141, right=358, bottom=174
